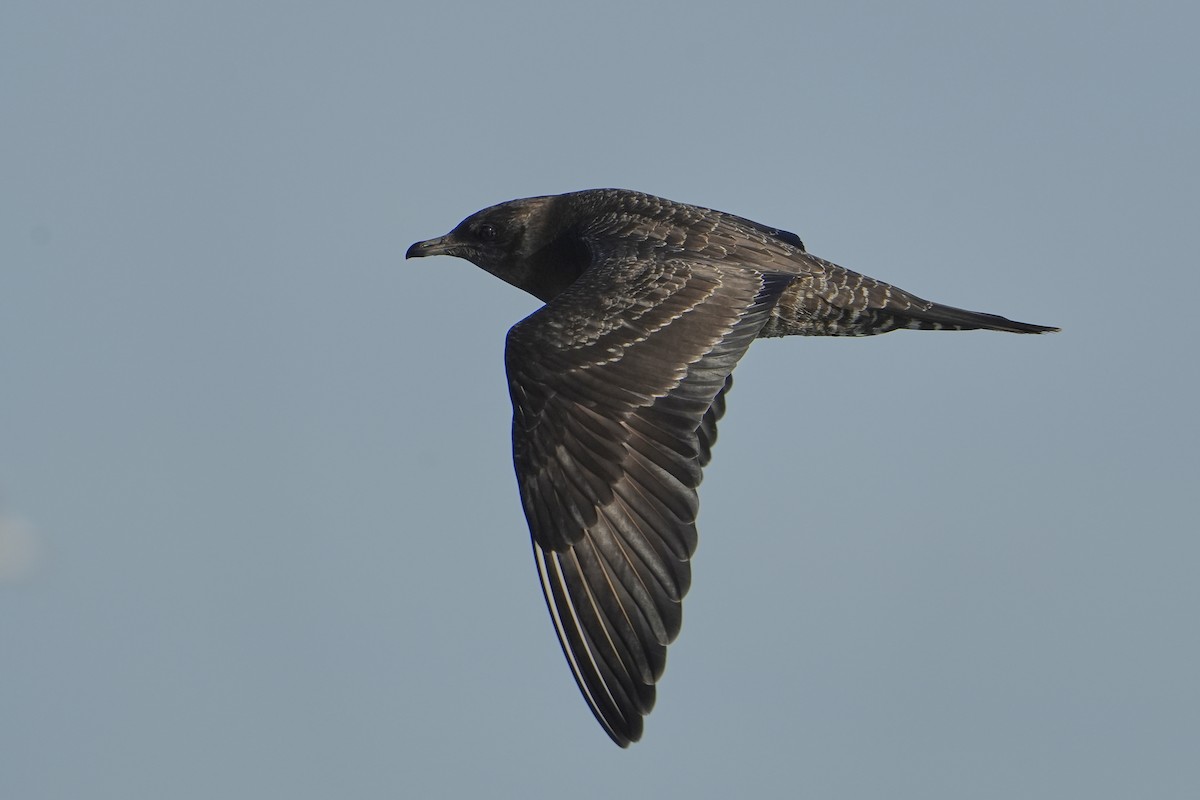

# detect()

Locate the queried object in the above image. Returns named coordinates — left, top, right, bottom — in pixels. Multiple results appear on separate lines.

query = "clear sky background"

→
left=2, top=2, right=1197, bottom=798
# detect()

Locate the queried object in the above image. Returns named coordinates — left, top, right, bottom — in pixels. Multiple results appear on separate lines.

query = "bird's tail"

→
left=902, top=301, right=1059, bottom=334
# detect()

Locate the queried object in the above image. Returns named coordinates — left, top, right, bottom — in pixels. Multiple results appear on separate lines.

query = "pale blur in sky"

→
left=2, top=2, right=1197, bottom=798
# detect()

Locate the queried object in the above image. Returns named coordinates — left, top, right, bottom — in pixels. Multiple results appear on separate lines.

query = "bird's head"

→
left=408, top=197, right=545, bottom=275
left=407, top=195, right=592, bottom=301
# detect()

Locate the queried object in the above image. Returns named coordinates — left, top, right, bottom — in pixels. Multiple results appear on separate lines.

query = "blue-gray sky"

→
left=3, top=2, right=1197, bottom=798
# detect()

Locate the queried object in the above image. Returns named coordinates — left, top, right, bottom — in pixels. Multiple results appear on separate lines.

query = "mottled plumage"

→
left=406, top=188, right=1057, bottom=747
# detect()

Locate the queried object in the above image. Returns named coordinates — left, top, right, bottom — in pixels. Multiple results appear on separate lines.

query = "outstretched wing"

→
left=505, top=257, right=791, bottom=746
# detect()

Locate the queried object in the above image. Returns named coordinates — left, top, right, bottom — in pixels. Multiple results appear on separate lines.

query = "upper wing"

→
left=505, top=257, right=791, bottom=746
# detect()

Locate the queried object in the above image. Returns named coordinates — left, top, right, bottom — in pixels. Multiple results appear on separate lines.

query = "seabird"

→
left=407, top=188, right=1057, bottom=746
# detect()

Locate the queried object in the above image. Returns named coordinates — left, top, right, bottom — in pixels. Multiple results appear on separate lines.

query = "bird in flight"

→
left=407, top=188, right=1057, bottom=747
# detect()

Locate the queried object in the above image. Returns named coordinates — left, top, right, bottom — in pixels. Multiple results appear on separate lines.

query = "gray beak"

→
left=406, top=235, right=454, bottom=259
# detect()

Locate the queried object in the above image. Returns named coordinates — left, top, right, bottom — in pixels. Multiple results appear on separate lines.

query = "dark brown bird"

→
left=406, top=188, right=1057, bottom=747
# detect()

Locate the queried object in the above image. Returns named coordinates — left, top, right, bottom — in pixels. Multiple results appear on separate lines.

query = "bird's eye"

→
left=477, top=223, right=498, bottom=241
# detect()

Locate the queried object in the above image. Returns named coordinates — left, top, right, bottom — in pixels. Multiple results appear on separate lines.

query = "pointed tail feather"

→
left=904, top=301, right=1059, bottom=334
